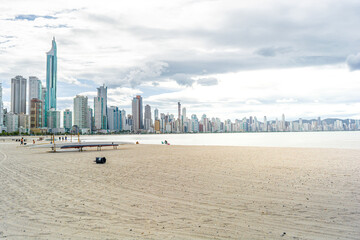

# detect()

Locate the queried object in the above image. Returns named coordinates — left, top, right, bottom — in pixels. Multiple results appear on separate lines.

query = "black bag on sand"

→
left=95, top=157, right=106, bottom=164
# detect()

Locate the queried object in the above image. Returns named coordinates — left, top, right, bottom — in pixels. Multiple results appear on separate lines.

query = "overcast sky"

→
left=1, top=0, right=360, bottom=120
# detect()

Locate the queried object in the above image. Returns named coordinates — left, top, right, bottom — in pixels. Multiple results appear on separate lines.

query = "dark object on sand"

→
left=95, top=157, right=106, bottom=164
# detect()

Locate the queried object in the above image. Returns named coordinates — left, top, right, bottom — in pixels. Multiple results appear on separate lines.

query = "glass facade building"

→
left=45, top=37, right=57, bottom=127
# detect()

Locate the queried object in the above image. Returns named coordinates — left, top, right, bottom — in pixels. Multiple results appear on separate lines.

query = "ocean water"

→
left=81, top=131, right=360, bottom=150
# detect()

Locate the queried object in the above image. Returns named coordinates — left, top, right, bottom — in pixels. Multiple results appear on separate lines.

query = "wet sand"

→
left=0, top=141, right=359, bottom=239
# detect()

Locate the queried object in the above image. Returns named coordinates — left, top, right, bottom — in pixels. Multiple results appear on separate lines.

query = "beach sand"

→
left=0, top=141, right=359, bottom=239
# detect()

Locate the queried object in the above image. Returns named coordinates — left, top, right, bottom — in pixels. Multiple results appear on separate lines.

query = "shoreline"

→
left=1, top=131, right=360, bottom=150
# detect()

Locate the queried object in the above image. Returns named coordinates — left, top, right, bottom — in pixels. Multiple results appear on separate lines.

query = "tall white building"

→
left=282, top=114, right=286, bottom=131
left=74, top=95, right=88, bottom=129
left=181, top=107, right=187, bottom=132
left=132, top=95, right=143, bottom=133
left=11, top=75, right=27, bottom=114
left=28, top=76, right=42, bottom=115
left=5, top=112, right=18, bottom=133
left=263, top=116, right=267, bottom=132
left=182, top=107, right=186, bottom=118
left=144, top=104, right=151, bottom=131
left=121, top=109, right=126, bottom=130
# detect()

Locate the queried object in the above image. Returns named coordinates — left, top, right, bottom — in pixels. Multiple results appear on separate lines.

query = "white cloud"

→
left=1, top=0, right=360, bottom=121
left=144, top=66, right=360, bottom=120
left=347, top=53, right=360, bottom=71
left=197, top=77, right=218, bottom=86
left=276, top=98, right=298, bottom=103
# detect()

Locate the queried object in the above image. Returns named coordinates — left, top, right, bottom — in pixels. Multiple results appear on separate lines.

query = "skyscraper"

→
left=87, top=107, right=93, bottom=130
left=131, top=95, right=143, bottom=133
left=11, top=75, right=27, bottom=114
left=5, top=112, right=18, bottom=133
left=41, top=86, right=46, bottom=127
left=30, top=98, right=42, bottom=129
left=108, top=106, right=121, bottom=131
left=182, top=107, right=186, bottom=119
left=98, top=84, right=107, bottom=126
left=154, top=120, right=160, bottom=132
left=94, top=97, right=106, bottom=130
left=28, top=76, right=42, bottom=114
left=144, top=104, right=151, bottom=131
left=63, top=109, right=72, bottom=131
left=74, top=95, right=88, bottom=129
left=178, top=102, right=181, bottom=121
left=121, top=109, right=126, bottom=130
left=94, top=84, right=107, bottom=130
left=177, top=102, right=182, bottom=132
left=191, top=114, right=199, bottom=133
left=97, top=84, right=107, bottom=113
left=45, top=37, right=57, bottom=127
left=18, top=113, right=30, bottom=134
left=282, top=114, right=286, bottom=131
left=47, top=109, right=60, bottom=129
left=154, top=108, right=159, bottom=121
left=263, top=116, right=267, bottom=132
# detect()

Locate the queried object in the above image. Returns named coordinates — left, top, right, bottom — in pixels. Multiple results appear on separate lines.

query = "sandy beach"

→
left=0, top=141, right=359, bottom=239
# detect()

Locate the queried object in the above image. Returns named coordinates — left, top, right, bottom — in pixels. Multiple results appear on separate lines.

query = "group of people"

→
left=19, top=138, right=36, bottom=145
left=58, top=136, right=68, bottom=141
left=162, top=140, right=170, bottom=145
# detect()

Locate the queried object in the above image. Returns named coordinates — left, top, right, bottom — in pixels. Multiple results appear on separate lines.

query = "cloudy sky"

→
left=1, top=0, right=360, bottom=120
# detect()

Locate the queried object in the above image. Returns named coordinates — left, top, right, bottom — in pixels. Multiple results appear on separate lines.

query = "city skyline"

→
left=1, top=1, right=360, bottom=120
left=1, top=75, right=360, bottom=134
